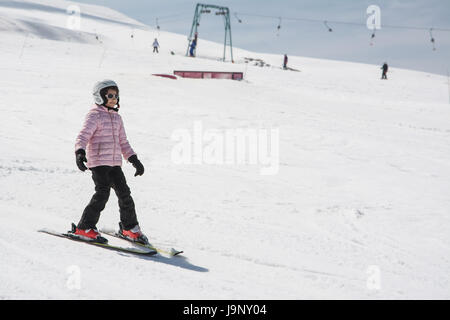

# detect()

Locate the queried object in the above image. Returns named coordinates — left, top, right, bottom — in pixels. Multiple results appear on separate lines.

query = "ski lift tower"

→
left=186, top=3, right=234, bottom=62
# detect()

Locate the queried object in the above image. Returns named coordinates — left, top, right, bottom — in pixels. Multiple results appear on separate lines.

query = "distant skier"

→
left=283, top=54, right=288, bottom=70
left=189, top=32, right=198, bottom=57
left=73, top=80, right=148, bottom=244
left=381, top=62, right=388, bottom=79
left=152, top=38, right=159, bottom=53
left=189, top=38, right=197, bottom=57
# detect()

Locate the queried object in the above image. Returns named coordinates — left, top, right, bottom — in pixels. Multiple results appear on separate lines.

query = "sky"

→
left=74, top=0, right=450, bottom=75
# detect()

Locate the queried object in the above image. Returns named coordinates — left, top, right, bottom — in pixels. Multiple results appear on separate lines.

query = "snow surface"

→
left=0, top=0, right=449, bottom=299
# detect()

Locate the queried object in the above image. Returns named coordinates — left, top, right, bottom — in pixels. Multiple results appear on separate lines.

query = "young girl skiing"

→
left=72, top=79, right=147, bottom=244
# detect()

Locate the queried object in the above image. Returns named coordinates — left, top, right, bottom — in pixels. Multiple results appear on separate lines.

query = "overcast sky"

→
left=74, top=0, right=450, bottom=75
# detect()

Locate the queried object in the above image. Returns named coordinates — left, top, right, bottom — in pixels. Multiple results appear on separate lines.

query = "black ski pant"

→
left=78, top=166, right=138, bottom=230
left=153, top=47, right=159, bottom=53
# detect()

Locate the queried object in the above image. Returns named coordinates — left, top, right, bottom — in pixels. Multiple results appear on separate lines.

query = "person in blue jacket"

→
left=189, top=38, right=197, bottom=57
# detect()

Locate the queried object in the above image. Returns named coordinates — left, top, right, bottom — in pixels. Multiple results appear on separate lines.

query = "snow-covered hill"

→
left=0, top=0, right=449, bottom=299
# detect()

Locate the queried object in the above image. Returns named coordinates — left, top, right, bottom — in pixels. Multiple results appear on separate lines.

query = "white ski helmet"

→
left=93, top=79, right=119, bottom=105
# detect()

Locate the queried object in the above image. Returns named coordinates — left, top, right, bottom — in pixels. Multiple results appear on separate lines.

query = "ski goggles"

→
left=106, top=93, right=119, bottom=99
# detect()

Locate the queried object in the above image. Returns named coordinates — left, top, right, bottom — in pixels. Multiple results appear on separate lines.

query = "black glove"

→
left=128, top=154, right=144, bottom=176
left=75, top=149, right=88, bottom=172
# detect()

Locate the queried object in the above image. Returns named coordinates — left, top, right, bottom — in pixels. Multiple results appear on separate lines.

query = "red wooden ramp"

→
left=173, top=70, right=243, bottom=80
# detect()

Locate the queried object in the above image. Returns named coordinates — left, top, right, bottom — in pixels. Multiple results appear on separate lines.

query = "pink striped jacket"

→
left=75, top=104, right=136, bottom=168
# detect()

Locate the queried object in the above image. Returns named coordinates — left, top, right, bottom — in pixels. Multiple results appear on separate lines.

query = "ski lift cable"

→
left=87, top=10, right=450, bottom=33
left=156, top=12, right=189, bottom=21
left=235, top=12, right=450, bottom=32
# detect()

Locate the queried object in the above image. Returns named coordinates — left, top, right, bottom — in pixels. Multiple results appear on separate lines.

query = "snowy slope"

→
left=0, top=0, right=449, bottom=299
